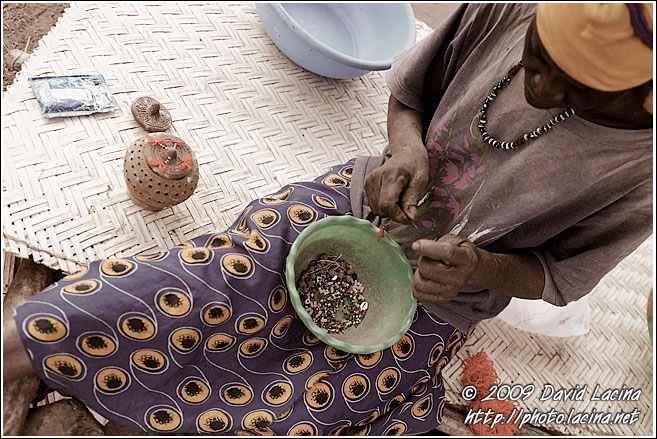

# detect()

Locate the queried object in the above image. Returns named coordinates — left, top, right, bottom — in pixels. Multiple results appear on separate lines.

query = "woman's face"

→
left=522, top=16, right=650, bottom=120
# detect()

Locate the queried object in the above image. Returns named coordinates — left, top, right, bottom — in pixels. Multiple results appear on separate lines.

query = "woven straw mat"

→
left=2, top=2, right=402, bottom=272
left=442, top=237, right=654, bottom=436
left=2, top=3, right=654, bottom=436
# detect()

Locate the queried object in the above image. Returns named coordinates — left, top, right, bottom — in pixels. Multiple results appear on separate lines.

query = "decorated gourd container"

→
left=124, top=132, right=199, bottom=210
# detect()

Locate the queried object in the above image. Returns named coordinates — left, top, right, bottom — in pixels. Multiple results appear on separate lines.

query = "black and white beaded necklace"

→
left=477, top=61, right=576, bottom=150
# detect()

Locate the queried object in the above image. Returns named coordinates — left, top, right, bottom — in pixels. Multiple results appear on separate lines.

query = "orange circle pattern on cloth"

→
left=14, top=160, right=469, bottom=435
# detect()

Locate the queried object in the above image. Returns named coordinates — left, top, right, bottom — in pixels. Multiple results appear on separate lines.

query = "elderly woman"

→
left=3, top=3, right=652, bottom=435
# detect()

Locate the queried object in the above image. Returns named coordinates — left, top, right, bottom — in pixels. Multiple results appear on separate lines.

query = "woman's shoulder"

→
left=462, top=3, right=536, bottom=32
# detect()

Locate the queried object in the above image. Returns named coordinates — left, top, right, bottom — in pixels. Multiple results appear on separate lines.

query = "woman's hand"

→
left=367, top=95, right=429, bottom=224
left=412, top=235, right=547, bottom=303
left=411, top=235, right=482, bottom=303
left=364, top=145, right=429, bottom=224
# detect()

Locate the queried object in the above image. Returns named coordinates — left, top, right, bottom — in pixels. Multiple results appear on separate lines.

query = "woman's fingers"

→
left=365, top=166, right=428, bottom=224
left=412, top=270, right=459, bottom=303
left=365, top=165, right=409, bottom=223
left=411, top=235, right=482, bottom=304
left=413, top=236, right=479, bottom=268
left=378, top=173, right=411, bottom=223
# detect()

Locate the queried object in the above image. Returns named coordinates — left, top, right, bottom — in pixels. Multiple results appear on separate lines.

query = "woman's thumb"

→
left=400, top=183, right=424, bottom=221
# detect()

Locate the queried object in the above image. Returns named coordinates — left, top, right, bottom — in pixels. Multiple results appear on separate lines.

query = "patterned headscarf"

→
left=536, top=3, right=653, bottom=113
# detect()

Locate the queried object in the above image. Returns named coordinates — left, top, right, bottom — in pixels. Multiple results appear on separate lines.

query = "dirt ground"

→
left=2, top=3, right=69, bottom=91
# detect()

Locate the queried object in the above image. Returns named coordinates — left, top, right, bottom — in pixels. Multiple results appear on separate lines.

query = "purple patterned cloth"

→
left=13, top=159, right=467, bottom=435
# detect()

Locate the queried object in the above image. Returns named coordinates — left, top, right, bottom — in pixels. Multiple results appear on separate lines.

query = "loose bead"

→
left=297, top=254, right=368, bottom=334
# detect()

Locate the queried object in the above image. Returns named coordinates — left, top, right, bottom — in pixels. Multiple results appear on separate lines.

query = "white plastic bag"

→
left=497, top=295, right=590, bottom=337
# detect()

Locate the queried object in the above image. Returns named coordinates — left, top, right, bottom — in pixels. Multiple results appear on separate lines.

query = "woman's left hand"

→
left=411, top=234, right=482, bottom=303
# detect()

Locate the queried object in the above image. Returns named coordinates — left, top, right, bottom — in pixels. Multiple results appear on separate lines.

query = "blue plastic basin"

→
left=257, top=3, right=416, bottom=79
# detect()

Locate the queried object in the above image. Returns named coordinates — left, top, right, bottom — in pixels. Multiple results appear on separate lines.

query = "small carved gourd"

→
left=131, top=96, right=172, bottom=132
left=124, top=133, right=199, bottom=210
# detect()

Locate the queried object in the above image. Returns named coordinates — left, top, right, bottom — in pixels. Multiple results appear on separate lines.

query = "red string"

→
left=461, top=349, right=520, bottom=436
left=147, top=158, right=166, bottom=171
left=143, top=132, right=157, bottom=144
left=468, top=399, right=520, bottom=436
left=376, top=224, right=385, bottom=243
left=179, top=156, right=192, bottom=171
left=461, top=350, right=500, bottom=396
left=143, top=132, right=166, bottom=145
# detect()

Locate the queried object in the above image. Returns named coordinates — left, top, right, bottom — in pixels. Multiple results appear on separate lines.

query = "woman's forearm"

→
left=387, top=95, right=426, bottom=155
left=471, top=249, right=546, bottom=300
left=366, top=95, right=431, bottom=223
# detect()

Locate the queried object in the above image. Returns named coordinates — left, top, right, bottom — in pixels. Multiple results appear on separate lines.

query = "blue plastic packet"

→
left=28, top=74, right=117, bottom=118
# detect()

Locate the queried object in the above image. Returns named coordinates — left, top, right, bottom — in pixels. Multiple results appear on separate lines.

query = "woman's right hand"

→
left=364, top=143, right=429, bottom=225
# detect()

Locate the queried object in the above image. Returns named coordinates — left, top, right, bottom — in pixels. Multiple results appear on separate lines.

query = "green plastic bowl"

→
left=285, top=215, right=417, bottom=354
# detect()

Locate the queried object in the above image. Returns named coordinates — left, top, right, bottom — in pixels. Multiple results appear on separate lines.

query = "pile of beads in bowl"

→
left=296, top=253, right=367, bottom=334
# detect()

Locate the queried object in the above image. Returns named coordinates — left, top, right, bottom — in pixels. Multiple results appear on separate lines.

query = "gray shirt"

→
left=350, top=3, right=653, bottom=332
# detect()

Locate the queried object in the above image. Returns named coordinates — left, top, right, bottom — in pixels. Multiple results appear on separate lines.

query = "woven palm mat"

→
left=2, top=3, right=654, bottom=436
left=3, top=2, right=420, bottom=273
left=442, top=237, right=654, bottom=436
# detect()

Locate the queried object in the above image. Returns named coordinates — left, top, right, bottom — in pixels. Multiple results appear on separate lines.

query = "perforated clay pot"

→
left=124, top=132, right=199, bottom=210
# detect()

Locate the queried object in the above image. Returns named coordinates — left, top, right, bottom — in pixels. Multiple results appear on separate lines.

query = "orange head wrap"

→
left=536, top=3, right=653, bottom=114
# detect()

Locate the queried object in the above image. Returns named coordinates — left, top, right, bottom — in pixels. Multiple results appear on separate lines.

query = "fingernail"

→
left=412, top=241, right=420, bottom=252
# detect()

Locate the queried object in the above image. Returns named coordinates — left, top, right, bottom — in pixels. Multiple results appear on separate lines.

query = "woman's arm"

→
left=386, top=94, right=425, bottom=155
left=472, top=247, right=545, bottom=299
left=373, top=98, right=545, bottom=302
left=411, top=234, right=545, bottom=304
left=364, top=95, right=430, bottom=224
